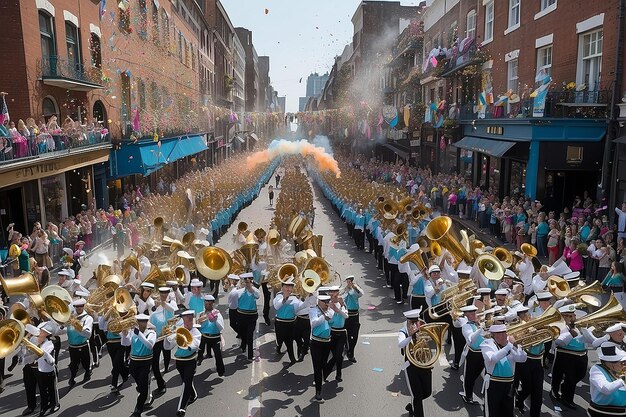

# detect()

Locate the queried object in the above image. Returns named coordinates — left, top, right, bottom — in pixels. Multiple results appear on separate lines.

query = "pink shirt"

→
left=563, top=247, right=584, bottom=271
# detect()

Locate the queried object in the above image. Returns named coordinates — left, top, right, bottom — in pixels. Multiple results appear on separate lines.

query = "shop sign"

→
left=486, top=126, right=504, bottom=135
left=0, top=149, right=109, bottom=189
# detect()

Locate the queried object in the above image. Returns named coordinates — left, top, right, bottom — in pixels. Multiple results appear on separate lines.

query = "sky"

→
left=220, top=0, right=422, bottom=113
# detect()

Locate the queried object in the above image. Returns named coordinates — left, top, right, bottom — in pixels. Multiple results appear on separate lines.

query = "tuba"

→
left=277, top=263, right=298, bottom=284
left=85, top=274, right=123, bottom=316
left=10, top=302, right=31, bottom=326
left=476, top=253, right=505, bottom=281
left=195, top=246, right=232, bottom=281
left=400, top=248, right=427, bottom=271
left=95, top=264, right=112, bottom=287
left=237, top=221, right=248, bottom=234
left=268, top=229, right=281, bottom=246
left=507, top=306, right=562, bottom=349
left=493, top=247, right=513, bottom=269
left=0, top=272, right=39, bottom=296
left=121, top=254, right=140, bottom=281
left=302, top=256, right=331, bottom=284
left=567, top=281, right=603, bottom=308
left=301, top=269, right=321, bottom=294
left=0, top=318, right=44, bottom=358
left=173, top=265, right=191, bottom=287
left=547, top=275, right=570, bottom=298
left=428, top=279, right=477, bottom=320
left=575, top=294, right=626, bottom=337
left=405, top=322, right=449, bottom=368
left=143, top=264, right=168, bottom=289
left=425, top=217, right=473, bottom=265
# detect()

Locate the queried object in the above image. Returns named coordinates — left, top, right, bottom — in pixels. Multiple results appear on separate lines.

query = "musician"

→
left=551, top=303, right=593, bottom=410
left=99, top=311, right=130, bottom=393
left=354, top=207, right=365, bottom=251
left=323, top=285, right=348, bottom=382
left=398, top=308, right=432, bottom=417
left=184, top=279, right=205, bottom=314
left=121, top=314, right=156, bottom=417
left=134, top=283, right=155, bottom=315
left=226, top=274, right=242, bottom=339
left=408, top=267, right=428, bottom=311
left=35, top=323, right=59, bottom=416
left=164, top=310, right=201, bottom=417
left=480, top=323, right=527, bottom=417
left=382, top=227, right=397, bottom=288
left=588, top=342, right=626, bottom=417
left=590, top=323, right=626, bottom=349
left=424, top=265, right=444, bottom=322
left=514, top=306, right=543, bottom=417
left=67, top=298, right=93, bottom=386
left=515, top=252, right=534, bottom=301
left=150, top=286, right=177, bottom=394
left=294, top=290, right=313, bottom=362
left=531, top=265, right=550, bottom=294
left=342, top=275, right=363, bottom=362
left=233, top=272, right=260, bottom=361
left=458, top=305, right=484, bottom=405
left=21, top=324, right=42, bottom=416
left=197, top=295, right=225, bottom=376
left=166, top=280, right=186, bottom=309
left=494, top=288, right=509, bottom=312
left=310, top=294, right=334, bottom=401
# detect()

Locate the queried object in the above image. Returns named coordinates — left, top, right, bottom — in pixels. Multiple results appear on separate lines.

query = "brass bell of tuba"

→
left=277, top=263, right=299, bottom=284
left=175, top=327, right=194, bottom=349
left=0, top=272, right=40, bottom=296
left=121, top=254, right=140, bottom=281
left=267, top=229, right=281, bottom=246
left=194, top=246, right=233, bottom=281
left=301, top=269, right=321, bottom=294
left=302, top=256, right=331, bottom=284
left=0, top=318, right=44, bottom=359
left=493, top=247, right=513, bottom=269
left=405, top=322, right=449, bottom=368
left=425, top=217, right=473, bottom=265
left=95, top=264, right=112, bottom=287
left=547, top=276, right=570, bottom=298
left=237, top=222, right=249, bottom=234
left=10, top=302, right=31, bottom=326
left=574, top=294, right=626, bottom=336
left=173, top=265, right=191, bottom=287
left=476, top=253, right=505, bottom=281
left=567, top=280, right=604, bottom=308
left=400, top=248, right=427, bottom=271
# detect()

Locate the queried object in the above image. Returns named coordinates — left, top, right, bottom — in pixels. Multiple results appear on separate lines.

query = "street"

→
left=0, top=173, right=595, bottom=417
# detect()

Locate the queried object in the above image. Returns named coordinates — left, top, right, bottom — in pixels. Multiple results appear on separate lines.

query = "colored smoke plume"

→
left=247, top=139, right=341, bottom=178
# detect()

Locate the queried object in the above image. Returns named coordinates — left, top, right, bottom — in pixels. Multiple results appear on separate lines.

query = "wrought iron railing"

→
left=39, top=55, right=103, bottom=85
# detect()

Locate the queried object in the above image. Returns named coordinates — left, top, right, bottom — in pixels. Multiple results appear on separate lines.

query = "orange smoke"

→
left=246, top=139, right=341, bottom=177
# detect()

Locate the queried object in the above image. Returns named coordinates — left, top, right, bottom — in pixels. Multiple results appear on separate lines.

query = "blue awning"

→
left=109, top=134, right=208, bottom=178
left=454, top=136, right=517, bottom=158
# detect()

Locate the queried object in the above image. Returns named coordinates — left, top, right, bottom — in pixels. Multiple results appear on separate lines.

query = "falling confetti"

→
left=264, top=8, right=269, bottom=14
left=372, top=368, right=384, bottom=373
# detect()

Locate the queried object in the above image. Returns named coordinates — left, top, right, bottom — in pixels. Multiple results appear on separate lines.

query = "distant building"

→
left=277, top=96, right=286, bottom=114
left=299, top=72, right=329, bottom=111
left=299, top=97, right=309, bottom=112
left=235, top=27, right=260, bottom=113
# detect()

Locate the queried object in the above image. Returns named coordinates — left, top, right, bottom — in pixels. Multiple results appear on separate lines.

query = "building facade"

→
left=235, top=27, right=260, bottom=113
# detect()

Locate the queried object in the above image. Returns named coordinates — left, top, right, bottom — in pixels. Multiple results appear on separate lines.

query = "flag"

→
left=99, top=0, right=106, bottom=21
left=0, top=94, right=9, bottom=125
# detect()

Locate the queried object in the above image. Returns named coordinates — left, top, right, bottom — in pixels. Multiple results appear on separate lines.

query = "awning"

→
left=110, top=135, right=207, bottom=178
left=454, top=136, right=517, bottom=158
left=380, top=142, right=410, bottom=160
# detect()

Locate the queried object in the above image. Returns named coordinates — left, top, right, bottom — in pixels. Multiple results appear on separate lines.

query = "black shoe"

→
left=297, top=354, right=305, bottom=362
left=314, top=392, right=322, bottom=401
left=395, top=300, right=403, bottom=304
left=50, top=405, right=60, bottom=414
left=264, top=318, right=271, bottom=326
left=189, top=394, right=197, bottom=404
left=197, top=359, right=203, bottom=366
left=121, top=374, right=129, bottom=387
left=38, top=408, right=48, bottom=417
left=276, top=344, right=282, bottom=354
left=21, top=408, right=34, bottom=416
left=516, top=399, right=525, bottom=412
left=549, top=389, right=561, bottom=401
left=207, top=353, right=213, bottom=358
left=348, top=357, right=357, bottom=363
left=450, top=363, right=459, bottom=370
left=405, top=403, right=413, bottom=414
left=155, top=387, right=167, bottom=396
left=562, top=400, right=577, bottom=410
left=83, top=372, right=92, bottom=383
left=68, top=378, right=76, bottom=387
left=462, top=396, right=478, bottom=405
left=335, top=376, right=343, bottom=382
left=176, top=410, right=185, bottom=417
left=93, top=360, right=99, bottom=368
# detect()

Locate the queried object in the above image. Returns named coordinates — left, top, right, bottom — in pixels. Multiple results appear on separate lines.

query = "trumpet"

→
left=156, top=317, right=179, bottom=342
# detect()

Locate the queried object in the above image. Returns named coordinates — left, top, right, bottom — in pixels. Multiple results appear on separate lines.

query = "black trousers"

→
left=405, top=364, right=432, bottom=417
left=129, top=359, right=152, bottom=412
left=261, top=283, right=271, bottom=322
left=551, top=350, right=587, bottom=403
left=354, top=228, right=365, bottom=250
left=228, top=308, right=240, bottom=338
left=366, top=230, right=375, bottom=253
left=152, top=340, right=169, bottom=390
left=463, top=350, right=484, bottom=398
left=68, top=344, right=91, bottom=379
left=384, top=259, right=393, bottom=286
left=90, top=324, right=102, bottom=364
left=310, top=339, right=331, bottom=393
left=51, top=336, right=61, bottom=366
left=392, top=270, right=408, bottom=301
left=344, top=314, right=360, bottom=359
left=107, top=340, right=129, bottom=387
left=376, top=245, right=384, bottom=269
left=198, top=335, right=225, bottom=375
left=175, top=359, right=197, bottom=411
left=37, top=370, right=57, bottom=411
left=451, top=326, right=464, bottom=366
left=410, top=295, right=428, bottom=311
left=238, top=312, right=258, bottom=359
left=274, top=320, right=296, bottom=362
left=324, top=329, right=347, bottom=379
left=485, top=380, right=514, bottom=417
left=23, top=365, right=38, bottom=410
left=517, top=357, right=543, bottom=417
left=294, top=316, right=311, bottom=357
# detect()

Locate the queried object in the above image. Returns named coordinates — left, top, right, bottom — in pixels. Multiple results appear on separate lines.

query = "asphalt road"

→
left=0, top=170, right=595, bottom=417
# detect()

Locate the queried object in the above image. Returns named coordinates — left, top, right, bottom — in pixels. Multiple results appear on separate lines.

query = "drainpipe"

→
left=607, top=0, right=625, bottom=222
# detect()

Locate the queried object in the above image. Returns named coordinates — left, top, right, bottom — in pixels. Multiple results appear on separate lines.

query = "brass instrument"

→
left=194, top=246, right=232, bottom=281
left=507, top=306, right=562, bottom=349
left=428, top=280, right=477, bottom=320
left=475, top=253, right=505, bottom=281
left=521, top=243, right=538, bottom=258
left=10, top=303, right=30, bottom=326
left=431, top=241, right=442, bottom=258
left=493, top=247, right=513, bottom=269
left=302, top=256, right=331, bottom=284
left=268, top=229, right=281, bottom=246
left=254, top=228, right=267, bottom=241
left=237, top=221, right=249, bottom=234
left=547, top=275, right=570, bottom=298
left=143, top=264, right=168, bottom=290
left=302, top=234, right=324, bottom=257
left=175, top=327, right=194, bottom=349
left=41, top=285, right=73, bottom=305
left=382, top=201, right=398, bottom=220
left=121, top=254, right=140, bottom=280
left=85, top=274, right=123, bottom=316
left=108, top=314, right=138, bottom=333
left=0, top=272, right=39, bottom=296
left=67, top=315, right=84, bottom=332
left=95, top=264, right=113, bottom=287
left=405, top=322, right=449, bottom=368
left=400, top=248, right=427, bottom=271
left=425, top=217, right=473, bottom=265
left=153, top=217, right=164, bottom=243
left=567, top=280, right=603, bottom=308
left=156, top=317, right=179, bottom=341
left=43, top=294, right=71, bottom=324
left=277, top=263, right=299, bottom=283
left=0, top=318, right=44, bottom=358
left=239, top=237, right=259, bottom=266
left=575, top=294, right=626, bottom=337
left=173, top=265, right=191, bottom=287
left=301, top=269, right=321, bottom=294
left=182, top=232, right=196, bottom=248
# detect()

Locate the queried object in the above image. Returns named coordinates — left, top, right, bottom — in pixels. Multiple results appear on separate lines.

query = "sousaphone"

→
left=195, top=246, right=233, bottom=281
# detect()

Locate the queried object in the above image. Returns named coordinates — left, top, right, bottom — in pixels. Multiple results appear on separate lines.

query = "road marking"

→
left=248, top=332, right=276, bottom=417
left=361, top=332, right=399, bottom=338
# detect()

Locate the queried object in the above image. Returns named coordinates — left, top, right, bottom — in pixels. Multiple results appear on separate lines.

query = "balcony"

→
left=459, top=90, right=610, bottom=121
left=38, top=55, right=104, bottom=91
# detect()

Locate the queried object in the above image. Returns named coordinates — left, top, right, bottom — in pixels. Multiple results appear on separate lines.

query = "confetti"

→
left=372, top=368, right=383, bottom=372
left=391, top=392, right=399, bottom=397
left=367, top=305, right=376, bottom=310
left=331, top=241, right=336, bottom=248
left=264, top=8, right=269, bottom=14
left=262, top=372, right=269, bottom=378
left=362, top=341, right=370, bottom=345
left=237, top=390, right=244, bottom=395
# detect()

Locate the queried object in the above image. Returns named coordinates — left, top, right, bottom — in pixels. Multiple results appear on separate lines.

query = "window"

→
left=484, top=2, right=494, bottom=42
left=39, top=11, right=55, bottom=60
left=541, top=0, right=556, bottom=10
left=151, top=2, right=159, bottom=44
left=508, top=58, right=519, bottom=93
left=138, top=0, right=148, bottom=40
left=118, top=1, right=131, bottom=34
left=509, top=0, right=520, bottom=28
left=138, top=79, right=146, bottom=110
left=120, top=71, right=131, bottom=122
left=161, top=10, right=170, bottom=49
left=536, top=45, right=552, bottom=77
left=90, top=33, right=101, bottom=68
left=42, top=97, right=58, bottom=122
left=578, top=29, right=603, bottom=91
left=150, top=81, right=159, bottom=111
left=466, top=10, right=476, bottom=39
left=65, top=22, right=80, bottom=70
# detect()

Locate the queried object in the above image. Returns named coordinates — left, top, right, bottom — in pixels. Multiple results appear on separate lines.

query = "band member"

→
left=35, top=323, right=59, bottom=416
left=272, top=277, right=307, bottom=365
left=551, top=303, right=593, bottom=410
left=67, top=298, right=93, bottom=386
left=226, top=274, right=241, bottom=339
left=197, top=295, right=225, bottom=376
left=398, top=309, right=432, bottom=417
left=21, top=324, right=42, bottom=416
left=134, top=283, right=155, bottom=315
left=590, top=323, right=626, bottom=349
left=514, top=306, right=543, bottom=417
left=354, top=208, right=365, bottom=250
left=494, top=288, right=509, bottom=312
left=121, top=314, right=156, bottom=417
left=164, top=310, right=201, bottom=417
left=310, top=294, right=333, bottom=401
left=294, top=293, right=312, bottom=362
left=408, top=265, right=428, bottom=311
left=150, top=287, right=177, bottom=394
left=166, top=280, right=186, bottom=309
left=459, top=305, right=484, bottom=405
left=588, top=342, right=626, bottom=417
left=481, top=323, right=527, bottom=417
left=185, top=279, right=205, bottom=314
left=233, top=272, right=260, bottom=361
left=530, top=291, right=554, bottom=367
left=323, top=285, right=348, bottom=382
left=342, top=275, right=363, bottom=362
left=424, top=265, right=445, bottom=321
left=99, top=312, right=130, bottom=393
